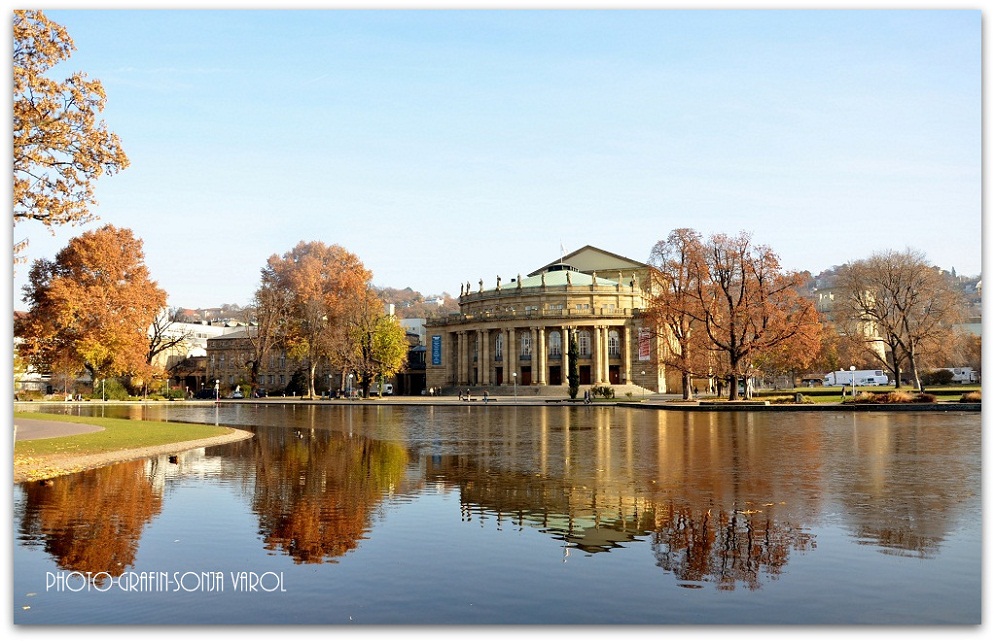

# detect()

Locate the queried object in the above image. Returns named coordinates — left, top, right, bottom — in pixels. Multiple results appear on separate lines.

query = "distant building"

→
left=152, top=317, right=247, bottom=394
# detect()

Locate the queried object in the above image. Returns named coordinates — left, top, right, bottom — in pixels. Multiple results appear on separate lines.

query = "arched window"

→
left=521, top=333, right=531, bottom=358
left=495, top=334, right=504, bottom=361
left=578, top=330, right=591, bottom=357
left=608, top=330, right=620, bottom=357
left=548, top=331, right=562, bottom=357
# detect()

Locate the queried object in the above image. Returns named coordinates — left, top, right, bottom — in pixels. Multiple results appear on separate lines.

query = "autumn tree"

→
left=16, top=225, right=166, bottom=387
left=835, top=249, right=966, bottom=391
left=263, top=241, right=371, bottom=398
left=690, top=232, right=821, bottom=400
left=240, top=273, right=293, bottom=394
left=347, top=289, right=408, bottom=397
left=13, top=10, right=129, bottom=261
left=646, top=228, right=715, bottom=400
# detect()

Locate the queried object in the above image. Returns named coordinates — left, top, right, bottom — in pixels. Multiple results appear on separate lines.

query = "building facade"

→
left=424, top=246, right=669, bottom=395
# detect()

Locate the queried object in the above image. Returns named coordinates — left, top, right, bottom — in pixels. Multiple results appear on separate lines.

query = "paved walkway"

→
left=13, top=417, right=105, bottom=442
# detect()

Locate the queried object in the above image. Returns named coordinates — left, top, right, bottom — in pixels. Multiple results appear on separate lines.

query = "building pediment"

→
left=528, top=245, right=647, bottom=277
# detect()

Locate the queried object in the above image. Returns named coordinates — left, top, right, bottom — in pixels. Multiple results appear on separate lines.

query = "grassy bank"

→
left=756, top=385, right=981, bottom=403
left=14, top=411, right=234, bottom=458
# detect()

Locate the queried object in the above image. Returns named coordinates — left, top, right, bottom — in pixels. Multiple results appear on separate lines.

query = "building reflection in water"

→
left=16, top=404, right=979, bottom=592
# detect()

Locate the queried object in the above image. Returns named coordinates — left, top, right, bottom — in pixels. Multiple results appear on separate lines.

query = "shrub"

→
left=770, top=395, right=813, bottom=404
left=851, top=390, right=938, bottom=404
left=850, top=391, right=879, bottom=403
left=590, top=385, right=615, bottom=399
left=960, top=391, right=981, bottom=403
left=921, top=369, right=954, bottom=386
left=101, top=378, right=131, bottom=401
left=882, top=391, right=915, bottom=403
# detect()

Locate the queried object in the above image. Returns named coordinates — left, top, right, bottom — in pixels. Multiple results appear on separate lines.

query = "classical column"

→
left=622, top=324, right=632, bottom=384
left=480, top=329, right=490, bottom=386
left=508, top=327, right=517, bottom=384
left=529, top=327, right=538, bottom=384
left=592, top=325, right=603, bottom=384
left=456, top=331, right=465, bottom=385
left=537, top=326, right=547, bottom=386
left=561, top=325, right=570, bottom=386
left=602, top=325, right=611, bottom=383
left=462, top=331, right=470, bottom=385
left=500, top=327, right=509, bottom=386
left=446, top=331, right=456, bottom=386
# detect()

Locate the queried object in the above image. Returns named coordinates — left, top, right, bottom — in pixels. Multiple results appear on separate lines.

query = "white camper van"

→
left=369, top=382, right=394, bottom=397
left=823, top=369, right=889, bottom=386
left=944, top=367, right=978, bottom=384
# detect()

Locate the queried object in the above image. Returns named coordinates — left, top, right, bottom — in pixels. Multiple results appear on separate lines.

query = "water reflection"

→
left=247, top=428, right=411, bottom=564
left=15, top=404, right=980, bottom=594
left=17, top=460, right=164, bottom=583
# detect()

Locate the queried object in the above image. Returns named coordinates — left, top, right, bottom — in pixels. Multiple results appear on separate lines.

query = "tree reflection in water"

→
left=650, top=503, right=816, bottom=591
left=14, top=403, right=979, bottom=596
left=248, top=427, right=410, bottom=564
left=18, top=460, right=163, bottom=583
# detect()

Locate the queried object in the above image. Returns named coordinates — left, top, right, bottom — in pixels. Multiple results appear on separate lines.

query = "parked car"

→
left=194, top=388, right=217, bottom=399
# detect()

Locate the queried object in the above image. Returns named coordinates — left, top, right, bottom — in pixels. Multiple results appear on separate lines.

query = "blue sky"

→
left=8, top=6, right=982, bottom=310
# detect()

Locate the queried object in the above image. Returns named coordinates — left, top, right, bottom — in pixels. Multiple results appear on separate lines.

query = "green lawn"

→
left=13, top=411, right=233, bottom=458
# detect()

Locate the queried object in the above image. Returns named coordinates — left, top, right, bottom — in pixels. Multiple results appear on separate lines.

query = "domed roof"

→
left=502, top=270, right=618, bottom=290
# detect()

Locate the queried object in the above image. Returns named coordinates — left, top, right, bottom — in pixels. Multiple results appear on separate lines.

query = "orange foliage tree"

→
left=13, top=10, right=129, bottom=261
left=672, top=231, right=821, bottom=400
left=16, top=225, right=166, bottom=388
left=261, top=241, right=372, bottom=398
left=645, top=228, right=717, bottom=400
left=646, top=230, right=821, bottom=400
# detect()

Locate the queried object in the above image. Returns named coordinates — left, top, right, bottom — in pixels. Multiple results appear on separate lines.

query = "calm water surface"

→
left=12, top=403, right=981, bottom=625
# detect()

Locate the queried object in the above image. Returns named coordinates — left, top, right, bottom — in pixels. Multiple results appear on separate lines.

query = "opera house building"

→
left=425, top=246, right=672, bottom=396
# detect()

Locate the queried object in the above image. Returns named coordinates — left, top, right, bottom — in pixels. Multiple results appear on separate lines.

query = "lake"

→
left=12, top=402, right=982, bottom=625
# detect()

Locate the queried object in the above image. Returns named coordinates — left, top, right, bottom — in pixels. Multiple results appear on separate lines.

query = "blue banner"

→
left=431, top=335, right=442, bottom=365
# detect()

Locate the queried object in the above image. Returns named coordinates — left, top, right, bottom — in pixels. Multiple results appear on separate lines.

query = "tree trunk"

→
left=908, top=347, right=923, bottom=392
left=682, top=371, right=693, bottom=400
left=891, top=352, right=903, bottom=389
left=249, top=360, right=260, bottom=395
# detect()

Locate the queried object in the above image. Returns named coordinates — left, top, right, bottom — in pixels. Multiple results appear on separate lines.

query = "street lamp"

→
left=327, top=373, right=332, bottom=399
left=214, top=379, right=220, bottom=403
left=513, top=372, right=517, bottom=402
left=347, top=373, right=354, bottom=399
left=849, top=365, right=856, bottom=401
left=641, top=370, right=646, bottom=401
